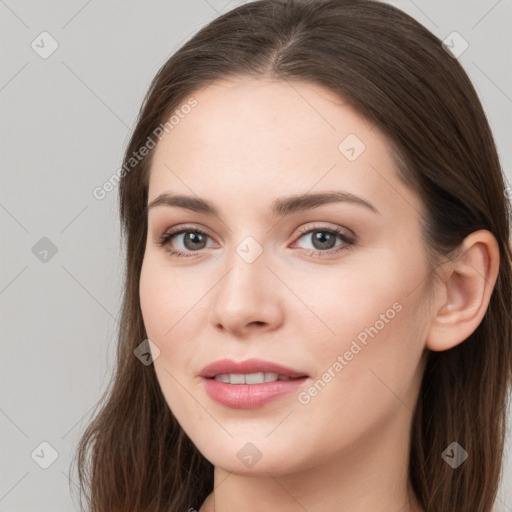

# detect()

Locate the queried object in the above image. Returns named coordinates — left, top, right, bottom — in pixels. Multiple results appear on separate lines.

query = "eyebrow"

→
left=146, top=190, right=379, bottom=217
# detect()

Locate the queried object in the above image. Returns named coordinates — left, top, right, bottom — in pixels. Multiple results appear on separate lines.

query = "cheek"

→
left=139, top=254, right=211, bottom=380
left=342, top=241, right=423, bottom=329
left=139, top=253, right=198, bottom=340
left=293, top=249, right=427, bottom=394
left=139, top=258, right=171, bottom=340
left=139, top=257, right=203, bottom=420
left=290, top=255, right=409, bottom=350
left=290, top=277, right=425, bottom=456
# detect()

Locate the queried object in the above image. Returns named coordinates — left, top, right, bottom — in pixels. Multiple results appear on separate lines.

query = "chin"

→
left=193, top=436, right=310, bottom=477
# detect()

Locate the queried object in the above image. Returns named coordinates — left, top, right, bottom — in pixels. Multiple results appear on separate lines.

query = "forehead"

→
left=156, top=77, right=374, bottom=157
left=147, top=78, right=422, bottom=223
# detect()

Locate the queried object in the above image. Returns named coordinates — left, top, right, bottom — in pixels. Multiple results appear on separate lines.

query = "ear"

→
left=425, top=229, right=500, bottom=352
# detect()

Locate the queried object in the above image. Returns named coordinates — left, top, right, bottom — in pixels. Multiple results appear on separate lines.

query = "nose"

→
left=209, top=248, right=284, bottom=337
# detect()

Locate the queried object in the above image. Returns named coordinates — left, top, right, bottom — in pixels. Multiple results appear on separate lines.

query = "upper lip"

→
left=200, top=358, right=308, bottom=379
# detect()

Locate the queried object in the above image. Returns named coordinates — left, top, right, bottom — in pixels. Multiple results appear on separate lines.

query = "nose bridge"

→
left=217, top=240, right=271, bottom=306
left=209, top=237, right=283, bottom=333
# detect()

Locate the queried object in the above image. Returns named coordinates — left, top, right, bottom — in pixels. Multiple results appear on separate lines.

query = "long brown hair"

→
left=72, top=1, right=512, bottom=510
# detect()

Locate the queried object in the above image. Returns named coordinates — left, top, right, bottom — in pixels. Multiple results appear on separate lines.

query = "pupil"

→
left=313, top=231, right=335, bottom=250
left=185, top=232, right=205, bottom=250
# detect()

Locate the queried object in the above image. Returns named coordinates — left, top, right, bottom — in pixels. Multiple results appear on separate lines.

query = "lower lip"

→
left=202, top=376, right=308, bottom=409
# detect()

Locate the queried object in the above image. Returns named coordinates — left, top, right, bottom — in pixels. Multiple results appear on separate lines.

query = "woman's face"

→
left=140, top=78, right=432, bottom=475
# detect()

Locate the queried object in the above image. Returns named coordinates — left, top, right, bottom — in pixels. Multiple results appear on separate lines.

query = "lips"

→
left=200, top=358, right=310, bottom=409
left=199, top=357, right=308, bottom=379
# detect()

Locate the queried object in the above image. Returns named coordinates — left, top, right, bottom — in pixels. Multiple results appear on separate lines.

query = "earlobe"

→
left=425, top=230, right=500, bottom=352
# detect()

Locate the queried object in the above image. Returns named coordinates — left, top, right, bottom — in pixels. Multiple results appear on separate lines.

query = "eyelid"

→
left=158, top=223, right=215, bottom=240
left=293, top=221, right=354, bottom=239
left=158, top=221, right=352, bottom=240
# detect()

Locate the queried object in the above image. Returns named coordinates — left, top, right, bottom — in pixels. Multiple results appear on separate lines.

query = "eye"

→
left=155, top=223, right=356, bottom=259
left=156, top=225, right=215, bottom=258
left=292, top=223, right=356, bottom=258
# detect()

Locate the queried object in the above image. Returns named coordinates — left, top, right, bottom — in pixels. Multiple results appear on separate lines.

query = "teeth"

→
left=213, top=372, right=294, bottom=384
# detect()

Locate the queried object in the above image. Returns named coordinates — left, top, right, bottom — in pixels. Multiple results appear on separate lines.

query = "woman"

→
left=73, top=1, right=512, bottom=511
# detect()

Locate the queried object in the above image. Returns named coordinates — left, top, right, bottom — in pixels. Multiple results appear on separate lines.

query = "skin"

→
left=139, top=77, right=500, bottom=512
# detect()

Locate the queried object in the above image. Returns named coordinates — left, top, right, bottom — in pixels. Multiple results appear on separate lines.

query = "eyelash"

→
left=156, top=223, right=356, bottom=259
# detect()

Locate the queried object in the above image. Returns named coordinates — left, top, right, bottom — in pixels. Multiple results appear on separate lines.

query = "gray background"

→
left=1, top=1, right=511, bottom=510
